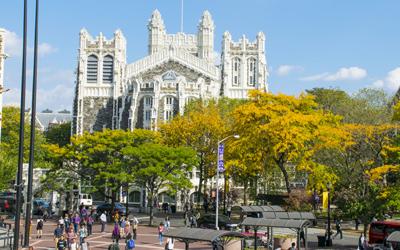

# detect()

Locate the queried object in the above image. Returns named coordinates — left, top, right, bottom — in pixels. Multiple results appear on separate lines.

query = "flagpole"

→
left=180, top=0, right=184, bottom=32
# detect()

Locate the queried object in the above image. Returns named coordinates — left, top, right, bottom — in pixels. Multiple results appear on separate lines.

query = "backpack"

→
left=108, top=244, right=120, bottom=250
left=127, top=239, right=135, bottom=249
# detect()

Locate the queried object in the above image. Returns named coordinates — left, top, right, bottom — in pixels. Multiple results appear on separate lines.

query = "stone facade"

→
left=72, top=10, right=269, bottom=135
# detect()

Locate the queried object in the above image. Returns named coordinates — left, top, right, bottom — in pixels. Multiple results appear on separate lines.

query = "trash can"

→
left=317, top=235, right=326, bottom=247
left=171, top=205, right=176, bottom=213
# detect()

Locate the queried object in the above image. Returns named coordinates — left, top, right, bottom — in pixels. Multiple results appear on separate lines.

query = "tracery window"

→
left=103, top=55, right=114, bottom=83
left=247, top=57, right=257, bottom=86
left=232, top=57, right=241, bottom=86
left=87, top=55, right=98, bottom=83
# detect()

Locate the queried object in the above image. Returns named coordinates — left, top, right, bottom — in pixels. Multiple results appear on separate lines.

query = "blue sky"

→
left=1, top=0, right=399, bottom=111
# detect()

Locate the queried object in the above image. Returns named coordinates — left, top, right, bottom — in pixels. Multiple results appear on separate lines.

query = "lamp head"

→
left=233, top=135, right=240, bottom=139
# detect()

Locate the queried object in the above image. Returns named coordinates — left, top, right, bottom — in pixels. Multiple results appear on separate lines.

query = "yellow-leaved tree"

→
left=230, top=90, right=341, bottom=194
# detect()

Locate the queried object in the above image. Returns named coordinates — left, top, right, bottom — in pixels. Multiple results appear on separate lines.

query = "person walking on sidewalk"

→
left=36, top=219, right=43, bottom=239
left=333, top=219, right=343, bottom=239
left=158, top=222, right=164, bottom=245
left=100, top=211, right=107, bottom=233
left=131, top=216, right=139, bottom=240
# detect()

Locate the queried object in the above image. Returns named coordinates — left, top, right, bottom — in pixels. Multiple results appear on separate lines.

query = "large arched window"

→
left=87, top=55, right=98, bottom=83
left=128, top=191, right=141, bottom=203
left=103, top=55, right=114, bottom=83
left=232, top=57, right=241, bottom=86
left=247, top=57, right=257, bottom=86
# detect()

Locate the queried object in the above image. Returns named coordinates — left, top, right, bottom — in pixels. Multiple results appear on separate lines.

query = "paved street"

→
left=11, top=216, right=359, bottom=250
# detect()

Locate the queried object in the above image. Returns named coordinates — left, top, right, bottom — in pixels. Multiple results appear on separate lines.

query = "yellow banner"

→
left=322, top=191, right=329, bottom=210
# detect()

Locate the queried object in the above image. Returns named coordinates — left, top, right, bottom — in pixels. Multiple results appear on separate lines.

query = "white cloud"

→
left=3, top=29, right=57, bottom=57
left=371, top=67, right=400, bottom=91
left=3, top=68, right=75, bottom=111
left=3, top=30, right=22, bottom=57
left=276, top=65, right=303, bottom=76
left=301, top=67, right=367, bottom=82
left=37, top=43, right=58, bottom=57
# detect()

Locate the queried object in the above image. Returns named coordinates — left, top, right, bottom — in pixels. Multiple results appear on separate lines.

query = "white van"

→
left=78, top=194, right=93, bottom=206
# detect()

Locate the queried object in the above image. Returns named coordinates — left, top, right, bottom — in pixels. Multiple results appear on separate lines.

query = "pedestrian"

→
left=120, top=217, right=126, bottom=238
left=124, top=219, right=131, bottom=237
left=333, top=219, right=343, bottom=239
left=66, top=226, right=77, bottom=249
left=289, top=242, right=296, bottom=250
left=72, top=213, right=80, bottom=233
left=226, top=204, right=232, bottom=218
left=81, top=238, right=89, bottom=250
left=59, top=216, right=65, bottom=232
left=87, top=214, right=94, bottom=236
left=166, top=237, right=174, bottom=250
left=112, top=222, right=121, bottom=244
left=54, top=224, right=64, bottom=246
left=43, top=208, right=48, bottom=222
left=70, top=237, right=78, bottom=250
left=158, top=222, right=164, bottom=245
left=79, top=223, right=88, bottom=246
left=100, top=211, right=107, bottom=233
left=164, top=216, right=170, bottom=231
left=56, top=234, right=67, bottom=250
left=64, top=214, right=70, bottom=232
left=300, top=228, right=306, bottom=247
left=131, top=216, right=139, bottom=240
left=358, top=233, right=365, bottom=250
left=36, top=219, right=43, bottom=239
left=190, top=215, right=197, bottom=228
left=126, top=235, right=135, bottom=250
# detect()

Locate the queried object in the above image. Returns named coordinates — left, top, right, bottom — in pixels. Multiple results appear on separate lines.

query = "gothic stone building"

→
left=72, top=10, right=268, bottom=135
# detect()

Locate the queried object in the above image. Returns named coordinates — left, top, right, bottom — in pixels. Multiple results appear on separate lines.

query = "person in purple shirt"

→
left=72, top=213, right=81, bottom=233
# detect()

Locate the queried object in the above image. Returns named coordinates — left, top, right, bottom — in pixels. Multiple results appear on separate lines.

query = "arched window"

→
left=103, top=55, right=114, bottom=83
left=247, top=57, right=257, bottom=86
left=232, top=57, right=241, bottom=86
left=128, top=191, right=141, bottom=203
left=87, top=55, right=98, bottom=83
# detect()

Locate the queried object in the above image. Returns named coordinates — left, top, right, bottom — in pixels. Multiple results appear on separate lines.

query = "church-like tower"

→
left=73, top=29, right=127, bottom=135
left=221, top=31, right=268, bottom=98
left=197, top=11, right=215, bottom=64
left=148, top=9, right=166, bottom=55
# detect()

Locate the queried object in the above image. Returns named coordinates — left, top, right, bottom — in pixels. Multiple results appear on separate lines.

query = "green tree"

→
left=122, top=143, right=197, bottom=225
left=46, top=129, right=158, bottom=211
left=44, top=122, right=71, bottom=147
left=0, top=106, right=49, bottom=190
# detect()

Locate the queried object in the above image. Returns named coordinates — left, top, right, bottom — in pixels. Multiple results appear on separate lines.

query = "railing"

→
left=0, top=223, right=13, bottom=249
left=126, top=49, right=219, bottom=79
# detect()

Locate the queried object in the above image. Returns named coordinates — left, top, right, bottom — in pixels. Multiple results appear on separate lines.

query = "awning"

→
left=387, top=231, right=400, bottom=243
left=241, top=217, right=312, bottom=229
left=262, top=211, right=316, bottom=220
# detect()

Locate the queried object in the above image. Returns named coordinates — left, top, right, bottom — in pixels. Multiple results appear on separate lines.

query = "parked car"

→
left=95, top=202, right=127, bottom=216
left=197, top=214, right=238, bottom=230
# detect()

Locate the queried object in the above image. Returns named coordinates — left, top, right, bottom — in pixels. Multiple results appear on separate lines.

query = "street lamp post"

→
left=326, top=182, right=332, bottom=246
left=215, top=134, right=239, bottom=230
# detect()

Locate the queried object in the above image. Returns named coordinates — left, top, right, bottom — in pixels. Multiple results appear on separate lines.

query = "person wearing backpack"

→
left=126, top=235, right=135, bottom=250
left=36, top=219, right=43, bottom=238
left=112, top=222, right=121, bottom=244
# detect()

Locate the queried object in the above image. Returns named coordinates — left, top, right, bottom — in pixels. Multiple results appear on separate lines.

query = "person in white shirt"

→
left=166, top=238, right=174, bottom=250
left=100, top=212, right=107, bottom=232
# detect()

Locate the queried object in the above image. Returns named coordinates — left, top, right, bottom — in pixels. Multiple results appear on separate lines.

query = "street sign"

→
left=218, top=143, right=224, bottom=172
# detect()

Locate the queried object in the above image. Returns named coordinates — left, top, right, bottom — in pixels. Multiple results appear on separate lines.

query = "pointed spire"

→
left=148, top=9, right=165, bottom=30
left=199, top=10, right=214, bottom=29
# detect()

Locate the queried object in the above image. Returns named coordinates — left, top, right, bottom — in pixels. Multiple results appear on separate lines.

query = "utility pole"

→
left=24, top=0, right=39, bottom=247
left=14, top=0, right=28, bottom=249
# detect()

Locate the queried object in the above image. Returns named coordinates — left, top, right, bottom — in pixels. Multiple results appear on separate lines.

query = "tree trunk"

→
left=243, top=181, right=248, bottom=205
left=197, top=159, right=204, bottom=204
left=277, top=161, right=291, bottom=194
left=363, top=222, right=368, bottom=237
left=111, top=190, right=116, bottom=216
left=149, top=194, right=154, bottom=226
